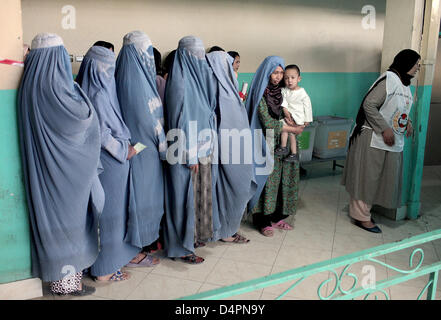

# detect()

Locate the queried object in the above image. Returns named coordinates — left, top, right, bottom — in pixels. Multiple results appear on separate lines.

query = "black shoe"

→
left=354, top=220, right=382, bottom=233
left=274, top=146, right=290, bottom=156
left=284, top=153, right=299, bottom=163
left=69, top=285, right=96, bottom=296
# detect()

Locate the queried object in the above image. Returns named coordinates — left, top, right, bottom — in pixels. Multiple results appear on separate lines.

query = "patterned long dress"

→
left=251, top=98, right=299, bottom=223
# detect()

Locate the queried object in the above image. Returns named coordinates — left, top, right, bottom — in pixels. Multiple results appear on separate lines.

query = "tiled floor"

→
left=34, top=163, right=441, bottom=300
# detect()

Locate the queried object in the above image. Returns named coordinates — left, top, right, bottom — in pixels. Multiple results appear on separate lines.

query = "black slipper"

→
left=354, top=220, right=382, bottom=234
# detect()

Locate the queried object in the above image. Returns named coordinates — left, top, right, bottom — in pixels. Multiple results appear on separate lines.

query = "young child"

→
left=274, top=64, right=313, bottom=162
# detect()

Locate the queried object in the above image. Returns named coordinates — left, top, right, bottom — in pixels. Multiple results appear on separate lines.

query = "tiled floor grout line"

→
left=54, top=165, right=441, bottom=300
left=260, top=173, right=308, bottom=300
left=255, top=228, right=289, bottom=300
left=324, top=182, right=346, bottom=299
left=200, top=255, right=222, bottom=295
left=122, top=269, right=151, bottom=300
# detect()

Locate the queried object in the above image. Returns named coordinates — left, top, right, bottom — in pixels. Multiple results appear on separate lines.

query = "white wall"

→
left=1, top=0, right=23, bottom=89
left=21, top=0, right=385, bottom=74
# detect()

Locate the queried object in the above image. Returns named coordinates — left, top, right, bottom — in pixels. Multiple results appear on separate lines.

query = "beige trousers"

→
left=349, top=198, right=372, bottom=222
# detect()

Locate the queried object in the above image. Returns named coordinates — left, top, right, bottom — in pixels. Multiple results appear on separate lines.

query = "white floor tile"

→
left=204, top=258, right=272, bottom=287
left=151, top=255, right=220, bottom=282
left=127, top=273, right=203, bottom=300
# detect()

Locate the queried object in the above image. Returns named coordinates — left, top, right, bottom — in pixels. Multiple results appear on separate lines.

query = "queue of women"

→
left=18, top=31, right=420, bottom=296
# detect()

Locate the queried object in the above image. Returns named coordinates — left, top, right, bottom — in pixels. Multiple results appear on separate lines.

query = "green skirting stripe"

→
left=0, top=89, right=32, bottom=283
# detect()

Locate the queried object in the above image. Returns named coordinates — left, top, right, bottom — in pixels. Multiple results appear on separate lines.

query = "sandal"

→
left=220, top=233, right=250, bottom=244
left=260, top=226, right=274, bottom=237
left=272, top=220, right=293, bottom=230
left=194, top=241, right=206, bottom=248
left=126, top=254, right=160, bottom=268
left=93, top=270, right=130, bottom=282
left=173, top=254, right=205, bottom=264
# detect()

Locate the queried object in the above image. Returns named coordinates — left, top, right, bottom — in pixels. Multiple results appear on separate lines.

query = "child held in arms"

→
left=274, top=64, right=313, bottom=163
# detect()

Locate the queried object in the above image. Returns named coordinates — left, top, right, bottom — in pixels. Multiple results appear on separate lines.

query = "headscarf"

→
left=115, top=31, right=166, bottom=247
left=349, top=49, right=420, bottom=146
left=245, top=56, right=285, bottom=212
left=76, top=45, right=131, bottom=163
left=388, top=49, right=421, bottom=86
left=206, top=51, right=257, bottom=238
left=264, top=82, right=283, bottom=119
left=18, top=33, right=103, bottom=282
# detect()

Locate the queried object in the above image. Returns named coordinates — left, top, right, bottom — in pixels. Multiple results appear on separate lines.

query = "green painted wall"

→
left=238, top=72, right=422, bottom=210
left=238, top=72, right=381, bottom=119
left=403, top=85, right=433, bottom=217
left=0, top=89, right=32, bottom=284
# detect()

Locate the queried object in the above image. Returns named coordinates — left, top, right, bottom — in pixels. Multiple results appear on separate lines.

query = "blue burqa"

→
left=76, top=45, right=140, bottom=276
left=115, top=31, right=167, bottom=248
left=206, top=51, right=256, bottom=238
left=163, top=36, right=220, bottom=257
left=245, top=56, right=285, bottom=212
left=18, top=33, right=104, bottom=282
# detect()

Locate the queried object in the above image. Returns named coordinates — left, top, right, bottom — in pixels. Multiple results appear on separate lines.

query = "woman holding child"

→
left=246, top=56, right=304, bottom=237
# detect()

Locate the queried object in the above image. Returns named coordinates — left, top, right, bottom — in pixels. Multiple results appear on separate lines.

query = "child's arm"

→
left=303, top=92, right=313, bottom=125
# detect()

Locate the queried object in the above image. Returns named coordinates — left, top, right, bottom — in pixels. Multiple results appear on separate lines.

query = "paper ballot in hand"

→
left=239, top=82, right=248, bottom=102
left=133, top=142, right=147, bottom=154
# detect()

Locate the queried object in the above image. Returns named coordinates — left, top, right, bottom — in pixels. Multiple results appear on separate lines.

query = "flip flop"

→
left=260, top=226, right=274, bottom=237
left=220, top=233, right=250, bottom=244
left=172, top=254, right=205, bottom=264
left=126, top=254, right=160, bottom=268
left=93, top=270, right=130, bottom=282
left=272, top=220, right=294, bottom=230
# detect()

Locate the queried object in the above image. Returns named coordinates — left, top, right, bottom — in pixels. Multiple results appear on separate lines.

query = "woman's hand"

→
left=285, top=117, right=296, bottom=127
left=406, top=121, right=414, bottom=138
left=127, top=145, right=137, bottom=160
left=282, top=108, right=290, bottom=118
left=283, top=110, right=296, bottom=127
left=382, top=128, right=395, bottom=146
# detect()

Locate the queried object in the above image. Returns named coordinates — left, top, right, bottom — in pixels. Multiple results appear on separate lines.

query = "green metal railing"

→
left=179, top=229, right=441, bottom=300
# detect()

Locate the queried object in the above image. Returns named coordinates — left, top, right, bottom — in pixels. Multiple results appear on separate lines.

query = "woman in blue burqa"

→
left=18, top=33, right=103, bottom=296
left=206, top=50, right=256, bottom=243
left=115, top=31, right=166, bottom=267
left=76, top=42, right=146, bottom=281
left=162, top=36, right=221, bottom=264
